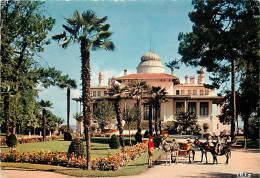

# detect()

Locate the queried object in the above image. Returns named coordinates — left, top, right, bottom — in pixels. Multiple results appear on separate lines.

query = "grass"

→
left=1, top=136, right=162, bottom=177
left=1, top=150, right=162, bottom=177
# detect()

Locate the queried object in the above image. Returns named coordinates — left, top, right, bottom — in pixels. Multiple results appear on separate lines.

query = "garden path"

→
left=1, top=148, right=260, bottom=178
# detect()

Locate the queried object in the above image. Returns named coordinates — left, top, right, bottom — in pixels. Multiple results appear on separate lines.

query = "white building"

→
left=75, top=52, right=230, bottom=135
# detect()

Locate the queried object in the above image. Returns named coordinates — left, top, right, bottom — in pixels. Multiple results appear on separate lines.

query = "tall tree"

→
left=93, top=100, right=116, bottom=132
left=128, top=81, right=148, bottom=132
left=52, top=10, right=114, bottom=169
left=149, top=86, right=167, bottom=135
left=122, top=106, right=138, bottom=146
left=54, top=73, right=77, bottom=131
left=108, top=84, right=128, bottom=148
left=168, top=0, right=259, bottom=141
left=38, top=100, right=52, bottom=141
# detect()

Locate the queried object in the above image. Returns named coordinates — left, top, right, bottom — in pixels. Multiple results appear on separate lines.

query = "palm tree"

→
left=149, top=86, right=167, bottom=135
left=52, top=10, right=114, bottom=170
left=56, top=76, right=77, bottom=132
left=128, top=81, right=148, bottom=132
left=109, top=84, right=128, bottom=148
left=38, top=100, right=53, bottom=141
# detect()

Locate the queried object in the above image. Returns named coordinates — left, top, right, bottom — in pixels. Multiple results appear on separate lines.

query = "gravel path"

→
left=1, top=149, right=260, bottom=178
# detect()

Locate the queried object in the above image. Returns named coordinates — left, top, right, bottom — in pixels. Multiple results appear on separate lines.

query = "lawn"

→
left=1, top=137, right=162, bottom=177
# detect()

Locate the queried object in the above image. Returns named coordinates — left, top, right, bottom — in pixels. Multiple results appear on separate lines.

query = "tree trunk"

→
left=43, top=108, right=46, bottom=141
left=149, top=104, right=153, bottom=136
left=231, top=59, right=236, bottom=142
left=12, top=122, right=16, bottom=134
left=115, top=99, right=125, bottom=148
left=4, top=93, right=10, bottom=138
left=81, top=39, right=92, bottom=170
left=128, top=124, right=131, bottom=146
left=67, top=87, right=70, bottom=132
left=155, top=105, right=160, bottom=135
left=136, top=98, right=142, bottom=132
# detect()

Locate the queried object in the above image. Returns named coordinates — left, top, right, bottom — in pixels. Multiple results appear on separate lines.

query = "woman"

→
left=148, top=136, right=156, bottom=168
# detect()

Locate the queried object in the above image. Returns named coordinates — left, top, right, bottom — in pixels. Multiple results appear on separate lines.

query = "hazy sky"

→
left=38, top=1, right=221, bottom=126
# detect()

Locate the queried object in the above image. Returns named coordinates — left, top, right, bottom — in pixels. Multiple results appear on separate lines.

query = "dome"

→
left=141, top=52, right=161, bottom=62
left=137, top=52, right=166, bottom=74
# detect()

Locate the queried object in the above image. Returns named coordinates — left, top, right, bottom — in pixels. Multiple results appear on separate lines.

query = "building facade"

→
left=75, top=52, right=230, bottom=135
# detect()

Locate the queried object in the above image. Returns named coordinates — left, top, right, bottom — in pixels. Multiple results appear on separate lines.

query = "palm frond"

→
left=62, top=24, right=77, bottom=35
left=95, top=16, right=108, bottom=25
left=96, top=31, right=113, bottom=40
left=82, top=10, right=97, bottom=24
left=52, top=31, right=66, bottom=42
left=98, top=24, right=110, bottom=32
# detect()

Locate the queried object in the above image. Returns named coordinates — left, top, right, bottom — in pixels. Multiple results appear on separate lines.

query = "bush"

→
left=6, top=134, right=17, bottom=147
left=64, top=132, right=72, bottom=141
left=109, top=134, right=120, bottom=149
left=153, top=135, right=162, bottom=148
left=143, top=130, right=150, bottom=138
left=68, top=138, right=86, bottom=158
left=135, top=131, right=142, bottom=143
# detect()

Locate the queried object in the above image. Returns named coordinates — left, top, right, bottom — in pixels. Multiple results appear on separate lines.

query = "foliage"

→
left=190, top=123, right=202, bottom=135
left=6, top=134, right=17, bottom=147
left=1, top=143, right=148, bottom=172
left=143, top=130, right=150, bottom=138
left=68, top=138, right=86, bottom=158
left=153, top=135, right=162, bottom=148
left=128, top=81, right=149, bottom=131
left=109, top=134, right=120, bottom=149
left=73, top=112, right=83, bottom=122
left=64, top=132, right=72, bottom=141
left=149, top=86, right=168, bottom=135
left=175, top=108, right=198, bottom=134
left=0, top=1, right=75, bottom=136
left=93, top=100, right=116, bottom=132
left=134, top=132, right=142, bottom=143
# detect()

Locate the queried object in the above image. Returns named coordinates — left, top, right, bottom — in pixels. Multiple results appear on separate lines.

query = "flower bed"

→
left=0, top=143, right=148, bottom=171
left=0, top=135, right=63, bottom=146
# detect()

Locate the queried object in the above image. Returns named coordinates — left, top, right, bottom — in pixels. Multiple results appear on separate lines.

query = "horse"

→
left=194, top=138, right=211, bottom=164
left=161, top=140, right=173, bottom=166
left=209, top=142, right=231, bottom=164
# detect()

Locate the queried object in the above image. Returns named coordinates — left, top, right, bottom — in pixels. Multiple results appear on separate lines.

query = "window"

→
left=205, top=90, right=209, bottom=95
left=193, top=90, right=197, bottom=95
left=188, top=90, right=191, bottom=95
left=188, top=102, right=196, bottom=115
left=176, top=90, right=180, bottom=95
left=104, top=91, right=107, bottom=96
left=200, top=102, right=209, bottom=116
left=217, top=124, right=219, bottom=129
left=93, top=91, right=96, bottom=97
left=176, top=102, right=184, bottom=113
left=98, top=91, right=101, bottom=97
left=143, top=104, right=154, bottom=120
left=200, top=90, right=204, bottom=95
left=181, top=90, right=185, bottom=95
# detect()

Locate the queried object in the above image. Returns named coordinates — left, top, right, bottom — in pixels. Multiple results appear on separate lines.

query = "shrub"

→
left=143, top=130, right=150, bottom=138
left=135, top=131, right=142, bottom=143
left=109, top=134, right=120, bottom=149
left=64, top=132, right=72, bottom=141
left=6, top=134, right=17, bottom=147
left=68, top=138, right=86, bottom=158
left=153, top=135, right=162, bottom=148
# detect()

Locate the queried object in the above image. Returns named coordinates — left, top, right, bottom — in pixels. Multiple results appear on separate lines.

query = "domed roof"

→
left=141, top=52, right=160, bottom=62
left=137, top=52, right=166, bottom=74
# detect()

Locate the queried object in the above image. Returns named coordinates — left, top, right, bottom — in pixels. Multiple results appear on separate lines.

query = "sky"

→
left=37, top=1, right=239, bottom=127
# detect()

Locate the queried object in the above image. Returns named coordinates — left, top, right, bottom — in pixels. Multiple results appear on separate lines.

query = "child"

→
left=216, top=136, right=222, bottom=154
left=148, top=136, right=156, bottom=168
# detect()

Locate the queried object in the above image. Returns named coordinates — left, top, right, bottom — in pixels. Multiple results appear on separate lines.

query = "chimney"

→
left=184, top=75, right=189, bottom=85
left=198, top=68, right=205, bottom=85
left=171, top=68, right=174, bottom=76
left=98, top=72, right=104, bottom=86
left=124, top=69, right=127, bottom=76
left=190, top=76, right=195, bottom=85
